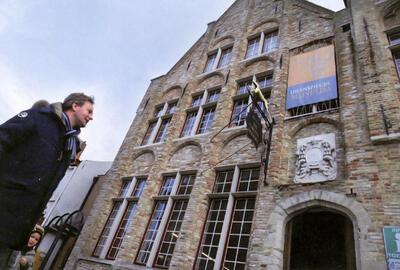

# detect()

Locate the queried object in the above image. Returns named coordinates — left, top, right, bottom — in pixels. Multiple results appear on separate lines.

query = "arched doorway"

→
left=284, top=208, right=356, bottom=270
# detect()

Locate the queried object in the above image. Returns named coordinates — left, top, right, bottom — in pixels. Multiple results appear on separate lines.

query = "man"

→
left=0, top=93, right=94, bottom=267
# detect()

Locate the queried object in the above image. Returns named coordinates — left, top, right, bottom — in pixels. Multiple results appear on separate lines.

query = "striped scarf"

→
left=61, top=112, right=80, bottom=162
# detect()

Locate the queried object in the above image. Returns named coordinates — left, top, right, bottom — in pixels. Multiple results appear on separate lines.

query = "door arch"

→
left=284, top=208, right=356, bottom=270
left=256, top=190, right=385, bottom=270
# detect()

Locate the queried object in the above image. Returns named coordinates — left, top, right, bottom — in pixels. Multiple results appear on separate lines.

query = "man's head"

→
left=62, top=93, right=94, bottom=128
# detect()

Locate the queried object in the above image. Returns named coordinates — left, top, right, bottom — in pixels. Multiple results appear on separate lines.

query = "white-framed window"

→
left=141, top=100, right=178, bottom=145
left=230, top=74, right=273, bottom=127
left=180, top=88, right=220, bottom=137
left=245, top=30, right=279, bottom=59
left=204, top=45, right=233, bottom=73
left=136, top=173, right=196, bottom=268
left=93, top=177, right=147, bottom=260
left=195, top=166, right=259, bottom=270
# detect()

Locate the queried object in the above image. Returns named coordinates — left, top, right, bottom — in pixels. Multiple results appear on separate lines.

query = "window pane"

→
left=222, top=198, right=255, bottom=269
left=155, top=201, right=188, bottom=267
left=231, top=98, right=248, bottom=127
left=263, top=31, right=278, bottom=54
left=195, top=199, right=228, bottom=270
left=160, top=176, right=175, bottom=196
left=106, top=202, right=137, bottom=259
left=394, top=51, right=400, bottom=77
left=136, top=201, right=167, bottom=264
left=154, top=105, right=164, bottom=118
left=237, top=80, right=251, bottom=95
left=181, top=111, right=198, bottom=137
left=207, top=90, right=220, bottom=103
left=258, top=74, right=273, bottom=89
left=213, top=170, right=234, bottom=193
left=197, top=107, right=216, bottom=134
left=204, top=53, right=217, bottom=72
left=119, top=180, right=132, bottom=197
left=245, top=37, right=260, bottom=58
left=93, top=201, right=122, bottom=257
left=154, top=118, right=171, bottom=143
left=237, top=167, right=260, bottom=192
left=177, top=174, right=196, bottom=195
left=217, top=47, right=232, bottom=68
left=389, top=32, right=400, bottom=46
left=132, top=179, right=146, bottom=197
left=166, top=102, right=177, bottom=114
left=192, top=94, right=203, bottom=107
left=141, top=121, right=156, bottom=145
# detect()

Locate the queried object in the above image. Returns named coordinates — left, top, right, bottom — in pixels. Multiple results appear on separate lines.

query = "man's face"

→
left=72, top=101, right=94, bottom=128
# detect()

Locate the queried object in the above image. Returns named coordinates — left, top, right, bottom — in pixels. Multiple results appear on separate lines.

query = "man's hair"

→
left=62, top=93, right=94, bottom=111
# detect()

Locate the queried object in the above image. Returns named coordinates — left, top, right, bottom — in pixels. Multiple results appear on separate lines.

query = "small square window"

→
left=141, top=121, right=157, bottom=145
left=207, top=90, right=220, bottom=103
left=245, top=37, right=260, bottom=59
left=154, top=105, right=164, bottom=118
left=257, top=74, right=273, bottom=89
left=197, top=107, right=216, bottom=134
left=217, top=47, right=232, bottom=68
left=191, top=94, right=203, bottom=107
left=166, top=102, right=177, bottom=114
left=204, top=52, right=218, bottom=73
left=263, top=31, right=278, bottom=54
left=237, top=80, right=252, bottom=95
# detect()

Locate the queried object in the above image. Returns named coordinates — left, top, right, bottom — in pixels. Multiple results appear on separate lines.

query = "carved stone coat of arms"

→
left=295, top=133, right=337, bottom=183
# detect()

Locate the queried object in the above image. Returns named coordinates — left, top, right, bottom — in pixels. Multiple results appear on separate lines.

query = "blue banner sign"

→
left=286, top=75, right=337, bottom=109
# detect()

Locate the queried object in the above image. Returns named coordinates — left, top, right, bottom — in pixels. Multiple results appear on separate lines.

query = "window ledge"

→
left=77, top=256, right=114, bottom=266
left=173, top=132, right=211, bottom=142
left=232, top=191, right=258, bottom=197
left=196, top=68, right=227, bottom=83
left=134, top=142, right=165, bottom=150
left=207, top=192, right=230, bottom=199
left=371, top=133, right=400, bottom=145
left=240, top=52, right=277, bottom=67
left=222, top=124, right=247, bottom=132
left=284, top=107, right=339, bottom=121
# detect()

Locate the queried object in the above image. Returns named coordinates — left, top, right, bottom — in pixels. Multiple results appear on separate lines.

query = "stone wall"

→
left=66, top=0, right=400, bottom=269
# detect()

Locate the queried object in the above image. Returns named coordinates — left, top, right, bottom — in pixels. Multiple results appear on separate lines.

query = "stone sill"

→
left=371, top=133, right=400, bottom=145
left=222, top=124, right=247, bottom=133
left=77, top=256, right=114, bottom=266
left=172, top=132, right=210, bottom=142
left=238, top=53, right=276, bottom=66
left=133, top=142, right=164, bottom=150
left=196, top=67, right=228, bottom=83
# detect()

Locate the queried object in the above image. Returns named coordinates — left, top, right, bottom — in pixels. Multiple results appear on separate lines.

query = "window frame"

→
left=135, top=172, right=197, bottom=268
left=180, top=88, right=220, bottom=138
left=203, top=45, right=233, bottom=73
left=245, top=29, right=279, bottom=59
left=92, top=177, right=147, bottom=260
left=141, top=99, right=179, bottom=146
left=194, top=165, right=260, bottom=270
left=230, top=74, right=273, bottom=127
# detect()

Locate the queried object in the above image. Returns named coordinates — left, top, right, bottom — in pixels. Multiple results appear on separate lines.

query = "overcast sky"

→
left=0, top=0, right=345, bottom=161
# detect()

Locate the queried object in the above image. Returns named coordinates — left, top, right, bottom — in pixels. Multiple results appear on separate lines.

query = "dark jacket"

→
left=0, top=103, right=71, bottom=249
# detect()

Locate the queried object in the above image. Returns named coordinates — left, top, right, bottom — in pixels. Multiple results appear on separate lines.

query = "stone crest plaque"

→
left=295, top=133, right=337, bottom=183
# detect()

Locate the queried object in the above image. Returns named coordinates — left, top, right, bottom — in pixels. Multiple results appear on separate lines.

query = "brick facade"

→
left=66, top=0, right=400, bottom=269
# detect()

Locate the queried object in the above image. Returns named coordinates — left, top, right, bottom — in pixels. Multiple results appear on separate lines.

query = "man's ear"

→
left=71, top=103, right=80, bottom=112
